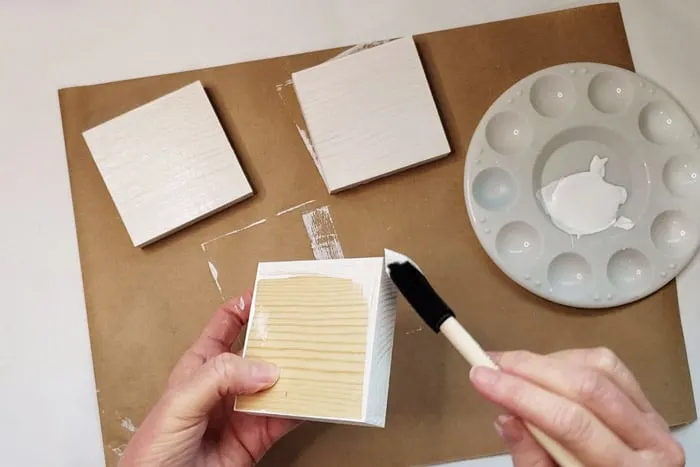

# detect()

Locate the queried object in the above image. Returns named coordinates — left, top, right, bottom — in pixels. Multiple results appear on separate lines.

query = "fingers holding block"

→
left=234, top=258, right=397, bottom=427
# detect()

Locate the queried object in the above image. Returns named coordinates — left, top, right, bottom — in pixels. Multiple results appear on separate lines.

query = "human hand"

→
left=121, top=291, right=298, bottom=467
left=470, top=348, right=685, bottom=467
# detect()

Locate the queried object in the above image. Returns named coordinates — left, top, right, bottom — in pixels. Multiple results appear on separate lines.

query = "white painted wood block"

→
left=235, top=258, right=398, bottom=427
left=292, top=37, right=451, bottom=193
left=82, top=81, right=252, bottom=247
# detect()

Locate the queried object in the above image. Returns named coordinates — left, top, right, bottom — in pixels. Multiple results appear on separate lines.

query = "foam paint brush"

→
left=383, top=248, right=581, bottom=467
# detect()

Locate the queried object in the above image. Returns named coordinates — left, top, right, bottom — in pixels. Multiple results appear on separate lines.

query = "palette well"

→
left=465, top=63, right=700, bottom=308
left=292, top=37, right=451, bottom=193
left=83, top=81, right=252, bottom=247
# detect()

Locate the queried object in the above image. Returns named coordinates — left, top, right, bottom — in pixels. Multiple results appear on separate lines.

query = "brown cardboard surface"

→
left=59, top=4, right=696, bottom=466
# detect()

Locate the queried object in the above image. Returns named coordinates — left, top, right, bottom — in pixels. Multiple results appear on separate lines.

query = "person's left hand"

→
left=120, top=291, right=299, bottom=467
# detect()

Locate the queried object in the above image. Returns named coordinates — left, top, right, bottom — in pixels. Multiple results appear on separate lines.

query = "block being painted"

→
left=235, top=258, right=398, bottom=427
left=83, top=81, right=252, bottom=247
left=292, top=37, right=451, bottom=193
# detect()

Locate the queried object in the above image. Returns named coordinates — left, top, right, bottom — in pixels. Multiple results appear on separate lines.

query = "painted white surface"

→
left=83, top=81, right=252, bottom=247
left=1, top=1, right=700, bottom=466
left=292, top=37, right=450, bottom=193
left=236, top=258, right=397, bottom=427
left=540, top=156, right=631, bottom=237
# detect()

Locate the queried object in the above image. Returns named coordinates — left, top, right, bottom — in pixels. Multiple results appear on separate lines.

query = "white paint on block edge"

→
left=292, top=37, right=451, bottom=193
left=83, top=81, right=253, bottom=247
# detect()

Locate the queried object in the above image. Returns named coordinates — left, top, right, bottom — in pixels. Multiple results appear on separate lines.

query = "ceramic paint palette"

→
left=464, top=63, right=700, bottom=309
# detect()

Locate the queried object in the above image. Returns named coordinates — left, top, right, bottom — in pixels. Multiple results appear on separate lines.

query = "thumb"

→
left=170, top=353, right=279, bottom=419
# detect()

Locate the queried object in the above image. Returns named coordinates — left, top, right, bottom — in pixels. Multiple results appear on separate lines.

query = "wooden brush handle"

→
left=440, top=317, right=583, bottom=467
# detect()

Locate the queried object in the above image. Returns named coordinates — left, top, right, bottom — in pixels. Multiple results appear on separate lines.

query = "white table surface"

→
left=1, top=1, right=698, bottom=466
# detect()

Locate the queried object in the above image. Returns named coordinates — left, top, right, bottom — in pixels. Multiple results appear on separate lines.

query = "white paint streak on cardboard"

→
left=110, top=443, right=127, bottom=457
left=302, top=206, right=344, bottom=260
left=275, top=78, right=293, bottom=93
left=208, top=261, right=225, bottom=301
left=295, top=124, right=327, bottom=183
left=404, top=325, right=423, bottom=336
left=201, top=218, right=267, bottom=250
left=276, top=199, right=316, bottom=216
left=273, top=40, right=387, bottom=96
left=120, top=417, right=137, bottom=433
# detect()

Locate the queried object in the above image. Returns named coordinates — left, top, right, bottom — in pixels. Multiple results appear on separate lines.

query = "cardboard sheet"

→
left=59, top=4, right=696, bottom=466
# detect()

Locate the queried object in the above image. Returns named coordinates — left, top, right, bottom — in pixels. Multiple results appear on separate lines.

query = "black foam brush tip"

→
left=385, top=253, right=454, bottom=333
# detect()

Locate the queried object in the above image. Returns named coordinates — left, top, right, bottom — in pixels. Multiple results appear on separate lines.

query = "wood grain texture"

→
left=292, top=37, right=451, bottom=193
left=238, top=275, right=368, bottom=420
left=235, top=258, right=397, bottom=425
left=82, top=81, right=252, bottom=247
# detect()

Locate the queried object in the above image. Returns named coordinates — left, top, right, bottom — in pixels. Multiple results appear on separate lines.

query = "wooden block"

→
left=82, top=81, right=252, bottom=247
left=292, top=37, right=451, bottom=193
left=235, top=258, right=398, bottom=427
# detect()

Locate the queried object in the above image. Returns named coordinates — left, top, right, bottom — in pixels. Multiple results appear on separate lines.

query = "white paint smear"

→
left=208, top=261, right=224, bottom=301
left=302, top=206, right=344, bottom=260
left=110, top=444, right=127, bottom=458
left=331, top=40, right=391, bottom=61
left=539, top=155, right=634, bottom=238
left=275, top=78, right=293, bottom=93
left=200, top=218, right=267, bottom=250
left=276, top=199, right=316, bottom=216
left=295, top=124, right=327, bottom=184
left=119, top=417, right=137, bottom=433
left=405, top=325, right=424, bottom=336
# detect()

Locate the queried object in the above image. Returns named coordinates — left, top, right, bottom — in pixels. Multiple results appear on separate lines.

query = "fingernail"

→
left=250, top=361, right=280, bottom=383
left=494, top=415, right=525, bottom=445
left=469, top=366, right=499, bottom=386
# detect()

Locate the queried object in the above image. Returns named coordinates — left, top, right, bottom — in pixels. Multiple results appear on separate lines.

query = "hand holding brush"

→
left=385, top=249, right=684, bottom=467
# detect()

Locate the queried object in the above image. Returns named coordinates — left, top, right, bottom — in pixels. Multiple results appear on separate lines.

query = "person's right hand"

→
left=469, top=348, right=685, bottom=467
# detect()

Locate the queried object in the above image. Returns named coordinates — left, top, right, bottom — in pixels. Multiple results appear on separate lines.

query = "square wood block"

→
left=292, top=37, right=451, bottom=193
left=82, top=81, right=252, bottom=247
left=235, top=258, right=398, bottom=427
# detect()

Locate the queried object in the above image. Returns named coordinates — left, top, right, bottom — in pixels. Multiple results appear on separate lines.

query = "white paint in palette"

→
left=539, top=155, right=634, bottom=238
left=208, top=261, right=225, bottom=301
left=302, top=206, right=344, bottom=260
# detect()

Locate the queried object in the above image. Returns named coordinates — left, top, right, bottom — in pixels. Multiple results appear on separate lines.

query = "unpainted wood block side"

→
left=235, top=257, right=397, bottom=426
left=237, top=275, right=368, bottom=420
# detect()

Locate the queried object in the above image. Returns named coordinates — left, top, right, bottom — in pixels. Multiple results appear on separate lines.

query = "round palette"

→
left=464, top=63, right=700, bottom=309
